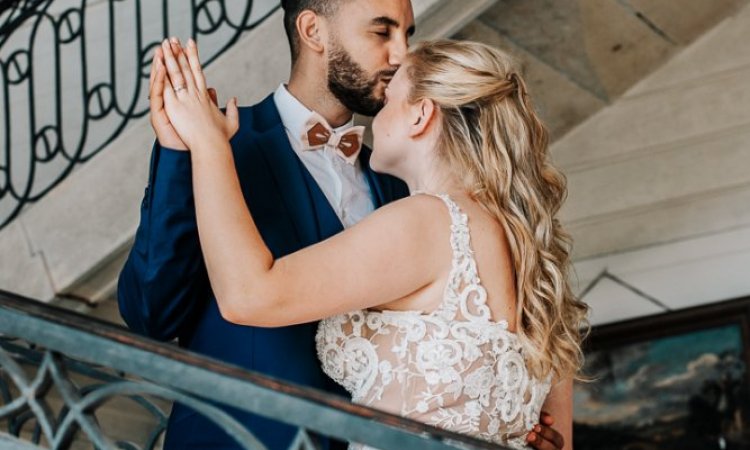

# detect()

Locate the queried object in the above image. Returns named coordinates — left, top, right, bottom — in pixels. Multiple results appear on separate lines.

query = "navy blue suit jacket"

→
left=118, top=94, right=409, bottom=449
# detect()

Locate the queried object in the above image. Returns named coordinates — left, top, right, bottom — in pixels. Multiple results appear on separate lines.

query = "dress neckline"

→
left=410, top=189, right=446, bottom=197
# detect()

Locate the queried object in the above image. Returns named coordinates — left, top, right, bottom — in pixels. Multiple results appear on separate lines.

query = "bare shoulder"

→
left=366, top=193, right=453, bottom=234
left=341, top=193, right=455, bottom=265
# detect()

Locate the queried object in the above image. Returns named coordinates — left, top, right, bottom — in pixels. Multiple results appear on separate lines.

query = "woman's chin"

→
left=370, top=160, right=402, bottom=181
left=368, top=157, right=384, bottom=174
left=368, top=145, right=402, bottom=176
left=368, top=154, right=389, bottom=175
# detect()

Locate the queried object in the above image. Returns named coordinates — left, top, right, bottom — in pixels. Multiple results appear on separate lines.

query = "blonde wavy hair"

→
left=406, top=40, right=589, bottom=380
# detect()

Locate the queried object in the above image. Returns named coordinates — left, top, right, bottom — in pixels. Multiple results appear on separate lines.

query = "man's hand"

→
left=526, top=412, right=565, bottom=450
left=149, top=39, right=220, bottom=150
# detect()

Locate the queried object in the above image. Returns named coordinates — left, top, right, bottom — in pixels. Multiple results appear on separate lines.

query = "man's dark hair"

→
left=281, top=0, right=343, bottom=62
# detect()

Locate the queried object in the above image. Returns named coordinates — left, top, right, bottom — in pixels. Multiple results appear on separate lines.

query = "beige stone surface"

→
left=562, top=125, right=750, bottom=220
left=553, top=66, right=750, bottom=170
left=578, top=275, right=666, bottom=325
left=455, top=20, right=606, bottom=139
left=412, top=0, right=496, bottom=40
left=554, top=2, right=750, bottom=268
left=574, top=225, right=750, bottom=324
left=478, top=0, right=608, bottom=100
left=470, top=0, right=747, bottom=139
left=628, top=3, right=750, bottom=96
left=19, top=121, right=152, bottom=298
left=0, top=222, right=55, bottom=300
left=568, top=181, right=750, bottom=260
left=577, top=0, right=676, bottom=98
left=625, top=0, right=746, bottom=45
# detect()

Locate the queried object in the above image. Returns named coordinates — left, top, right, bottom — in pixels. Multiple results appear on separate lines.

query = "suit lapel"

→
left=250, top=95, right=407, bottom=245
left=252, top=97, right=322, bottom=248
left=298, top=167, right=344, bottom=239
left=253, top=95, right=349, bottom=246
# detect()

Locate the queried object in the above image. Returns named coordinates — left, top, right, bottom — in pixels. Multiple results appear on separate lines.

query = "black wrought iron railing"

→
left=0, top=290, right=511, bottom=450
left=0, top=0, right=280, bottom=230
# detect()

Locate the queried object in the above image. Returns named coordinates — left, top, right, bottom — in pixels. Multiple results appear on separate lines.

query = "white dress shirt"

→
left=273, top=84, right=375, bottom=229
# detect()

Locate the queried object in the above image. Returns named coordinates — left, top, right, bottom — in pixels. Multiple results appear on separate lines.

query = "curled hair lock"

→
left=405, top=40, right=589, bottom=380
left=481, top=72, right=523, bottom=105
left=506, top=73, right=527, bottom=98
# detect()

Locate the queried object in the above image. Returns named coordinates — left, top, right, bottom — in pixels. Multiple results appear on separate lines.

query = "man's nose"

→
left=388, top=38, right=408, bottom=66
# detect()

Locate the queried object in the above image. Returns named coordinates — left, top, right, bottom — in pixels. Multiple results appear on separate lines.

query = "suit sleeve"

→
left=117, top=141, right=210, bottom=341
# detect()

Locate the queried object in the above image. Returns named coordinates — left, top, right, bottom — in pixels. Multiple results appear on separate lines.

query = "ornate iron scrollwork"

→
left=0, top=290, right=506, bottom=450
left=0, top=0, right=279, bottom=230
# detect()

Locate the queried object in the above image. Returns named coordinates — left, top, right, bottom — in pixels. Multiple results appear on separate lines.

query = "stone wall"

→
left=557, top=4, right=750, bottom=324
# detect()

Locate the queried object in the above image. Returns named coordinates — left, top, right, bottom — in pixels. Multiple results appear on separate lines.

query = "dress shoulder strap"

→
left=434, top=194, right=473, bottom=259
left=415, top=192, right=493, bottom=322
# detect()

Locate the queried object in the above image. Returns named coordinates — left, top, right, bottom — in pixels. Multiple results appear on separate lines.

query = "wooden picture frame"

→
left=574, top=296, right=750, bottom=449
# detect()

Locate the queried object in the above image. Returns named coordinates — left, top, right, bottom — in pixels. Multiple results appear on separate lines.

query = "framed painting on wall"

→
left=574, top=296, right=750, bottom=450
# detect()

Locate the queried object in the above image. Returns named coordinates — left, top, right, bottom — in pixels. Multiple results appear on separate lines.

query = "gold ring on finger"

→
left=174, top=84, right=187, bottom=93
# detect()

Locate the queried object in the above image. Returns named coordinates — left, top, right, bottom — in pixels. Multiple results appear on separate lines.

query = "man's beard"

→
left=327, top=42, right=395, bottom=117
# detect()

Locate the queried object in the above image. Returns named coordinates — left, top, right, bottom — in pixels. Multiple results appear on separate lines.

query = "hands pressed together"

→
left=147, top=37, right=567, bottom=450
left=149, top=37, right=238, bottom=152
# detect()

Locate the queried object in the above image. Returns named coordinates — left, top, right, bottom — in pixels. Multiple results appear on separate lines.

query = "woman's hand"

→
left=157, top=37, right=239, bottom=151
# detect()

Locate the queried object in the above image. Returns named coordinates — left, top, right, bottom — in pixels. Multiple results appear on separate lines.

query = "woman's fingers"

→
left=186, top=39, right=207, bottom=93
left=208, top=88, right=218, bottom=106
left=161, top=39, right=187, bottom=96
left=161, top=64, right=177, bottom=109
left=170, top=38, right=197, bottom=93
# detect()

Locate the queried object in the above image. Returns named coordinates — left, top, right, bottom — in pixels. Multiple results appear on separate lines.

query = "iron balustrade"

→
left=0, top=289, right=511, bottom=450
left=0, top=0, right=279, bottom=230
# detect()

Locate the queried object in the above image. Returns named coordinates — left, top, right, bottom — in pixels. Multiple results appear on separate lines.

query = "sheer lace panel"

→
left=316, top=194, right=552, bottom=449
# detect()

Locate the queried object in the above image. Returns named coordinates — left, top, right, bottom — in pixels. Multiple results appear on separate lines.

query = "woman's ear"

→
left=297, top=10, right=326, bottom=54
left=409, top=98, right=437, bottom=138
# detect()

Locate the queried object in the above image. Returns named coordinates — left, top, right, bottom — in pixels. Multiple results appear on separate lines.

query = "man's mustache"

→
left=377, top=69, right=398, bottom=82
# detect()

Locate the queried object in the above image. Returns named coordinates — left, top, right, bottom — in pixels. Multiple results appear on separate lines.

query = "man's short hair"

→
left=281, top=0, right=343, bottom=62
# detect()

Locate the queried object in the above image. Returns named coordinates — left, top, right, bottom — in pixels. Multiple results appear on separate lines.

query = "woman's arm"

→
left=194, top=149, right=440, bottom=326
left=156, top=38, right=443, bottom=327
left=533, top=378, right=573, bottom=450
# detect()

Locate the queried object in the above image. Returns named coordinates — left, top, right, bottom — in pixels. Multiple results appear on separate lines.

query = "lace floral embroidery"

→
left=316, top=194, right=551, bottom=449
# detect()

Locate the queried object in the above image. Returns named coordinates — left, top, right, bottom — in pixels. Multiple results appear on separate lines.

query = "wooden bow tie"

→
left=303, top=113, right=365, bottom=164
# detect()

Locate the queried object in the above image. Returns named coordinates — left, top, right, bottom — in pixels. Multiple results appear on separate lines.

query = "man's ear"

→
left=296, top=10, right=326, bottom=54
left=409, top=99, right=437, bottom=138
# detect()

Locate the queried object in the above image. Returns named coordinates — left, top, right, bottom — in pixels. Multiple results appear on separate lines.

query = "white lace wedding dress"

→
left=316, top=194, right=552, bottom=449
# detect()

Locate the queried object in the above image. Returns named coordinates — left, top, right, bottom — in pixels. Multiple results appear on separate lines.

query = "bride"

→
left=153, top=37, right=587, bottom=449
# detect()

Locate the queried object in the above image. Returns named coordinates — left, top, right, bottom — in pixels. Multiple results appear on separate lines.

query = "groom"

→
left=118, top=0, right=565, bottom=449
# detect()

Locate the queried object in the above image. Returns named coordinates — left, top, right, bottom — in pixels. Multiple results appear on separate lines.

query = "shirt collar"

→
left=273, top=84, right=356, bottom=147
